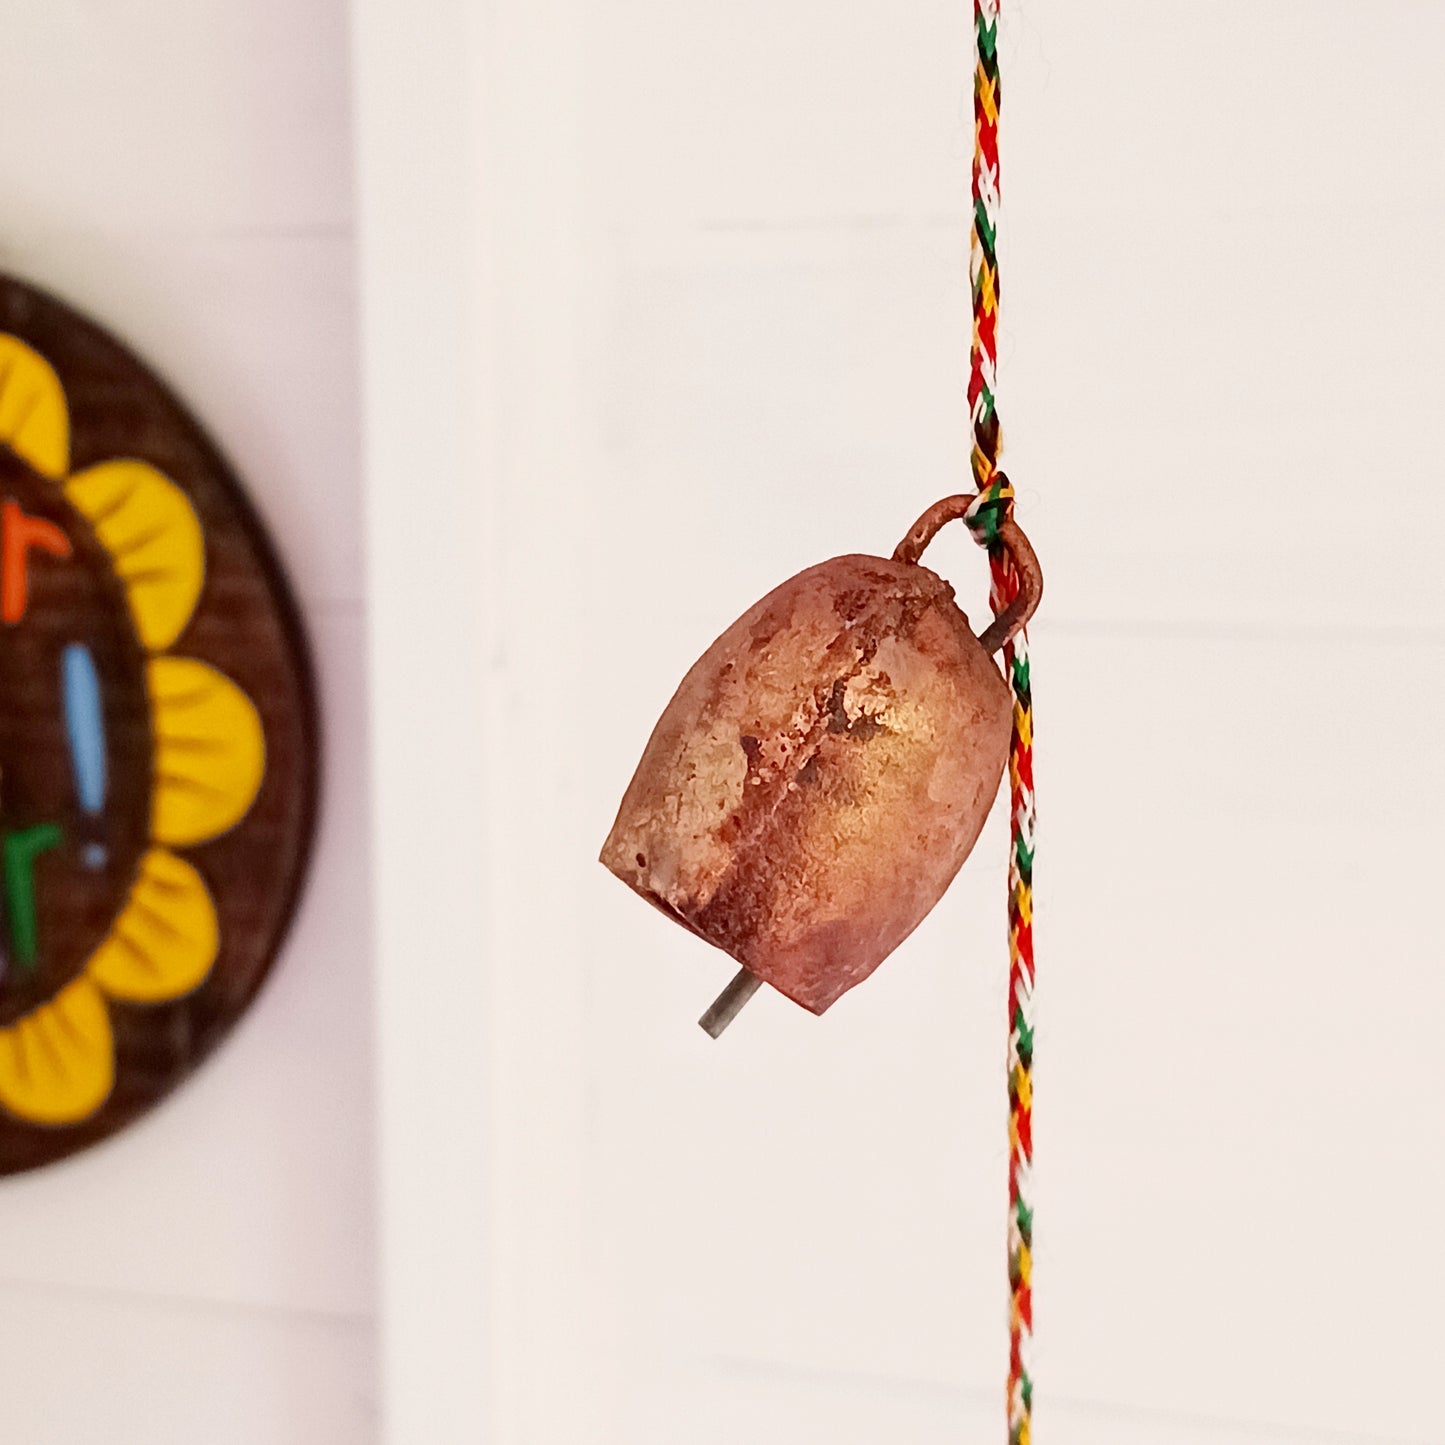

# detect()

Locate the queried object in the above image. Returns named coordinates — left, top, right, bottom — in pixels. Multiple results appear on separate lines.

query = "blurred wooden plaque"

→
left=0, top=274, right=318, bottom=1173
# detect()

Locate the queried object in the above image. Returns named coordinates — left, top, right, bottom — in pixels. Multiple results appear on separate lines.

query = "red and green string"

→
left=961, top=2, right=1037, bottom=1440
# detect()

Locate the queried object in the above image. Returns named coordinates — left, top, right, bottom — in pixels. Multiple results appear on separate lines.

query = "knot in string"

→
left=963, top=473, right=1015, bottom=549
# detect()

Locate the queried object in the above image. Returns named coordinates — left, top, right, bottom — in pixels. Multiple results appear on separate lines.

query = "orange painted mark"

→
left=1, top=499, right=71, bottom=623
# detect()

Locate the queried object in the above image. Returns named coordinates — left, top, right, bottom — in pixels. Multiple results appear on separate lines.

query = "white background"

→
left=357, top=1, right=1445, bottom=1443
left=4, top=2, right=1444, bottom=1444
left=0, top=2, right=375, bottom=1442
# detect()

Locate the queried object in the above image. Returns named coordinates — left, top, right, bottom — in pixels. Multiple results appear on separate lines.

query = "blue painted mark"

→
left=62, top=643, right=107, bottom=869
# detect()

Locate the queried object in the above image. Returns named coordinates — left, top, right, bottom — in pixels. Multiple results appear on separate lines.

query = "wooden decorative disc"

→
left=0, top=275, right=318, bottom=1173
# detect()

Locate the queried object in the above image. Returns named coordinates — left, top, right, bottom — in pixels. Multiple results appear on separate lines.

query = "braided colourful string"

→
left=963, top=4, right=1036, bottom=1442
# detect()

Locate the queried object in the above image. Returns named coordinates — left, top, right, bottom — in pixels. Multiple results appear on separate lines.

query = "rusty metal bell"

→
left=601, top=494, right=1041, bottom=1033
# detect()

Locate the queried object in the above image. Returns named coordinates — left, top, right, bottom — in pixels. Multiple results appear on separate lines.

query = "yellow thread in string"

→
left=975, top=267, right=999, bottom=315
left=977, top=70, right=1000, bottom=124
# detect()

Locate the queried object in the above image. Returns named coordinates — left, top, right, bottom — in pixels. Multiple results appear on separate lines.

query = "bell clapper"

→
left=698, top=967, right=763, bottom=1038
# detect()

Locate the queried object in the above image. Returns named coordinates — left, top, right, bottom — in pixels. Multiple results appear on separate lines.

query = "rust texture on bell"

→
left=601, top=495, right=1041, bottom=1031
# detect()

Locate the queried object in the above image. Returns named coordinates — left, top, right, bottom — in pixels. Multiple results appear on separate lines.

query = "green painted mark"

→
left=4, top=824, right=62, bottom=968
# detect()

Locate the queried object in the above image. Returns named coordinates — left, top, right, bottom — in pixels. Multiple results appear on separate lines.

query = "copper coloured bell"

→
left=600, top=492, right=1041, bottom=1034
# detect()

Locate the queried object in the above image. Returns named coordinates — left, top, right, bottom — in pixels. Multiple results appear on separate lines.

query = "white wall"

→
left=351, top=1, right=495, bottom=1441
left=359, top=2, right=1445, bottom=1443
left=0, top=4, right=374, bottom=1442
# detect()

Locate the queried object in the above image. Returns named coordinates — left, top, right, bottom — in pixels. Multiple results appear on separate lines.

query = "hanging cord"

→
left=962, top=3, right=1036, bottom=1441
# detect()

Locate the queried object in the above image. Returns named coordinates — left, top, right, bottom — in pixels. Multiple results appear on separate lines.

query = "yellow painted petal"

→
left=87, top=848, right=218, bottom=1002
left=149, top=658, right=265, bottom=846
left=0, top=978, right=114, bottom=1125
left=66, top=460, right=204, bottom=649
left=0, top=335, right=68, bottom=479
